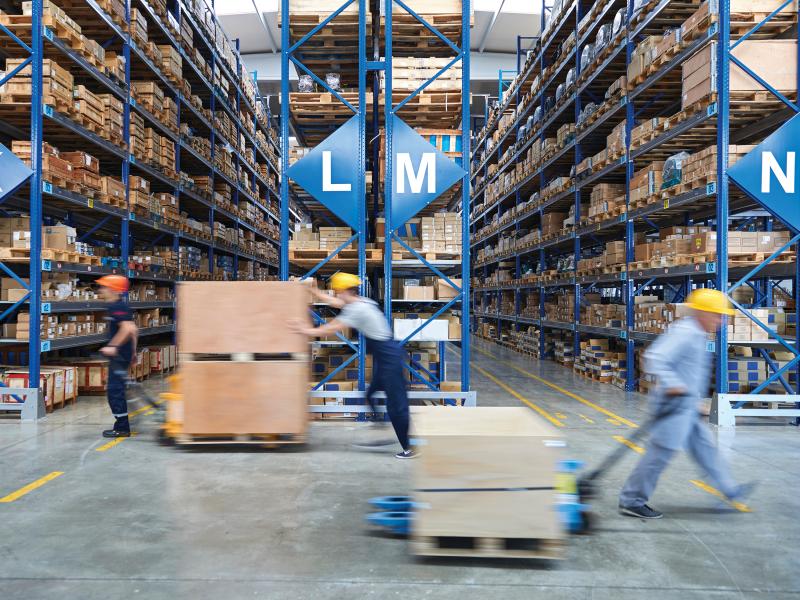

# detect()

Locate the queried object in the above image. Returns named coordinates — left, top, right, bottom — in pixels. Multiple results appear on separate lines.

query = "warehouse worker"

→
left=290, top=273, right=414, bottom=459
left=96, top=275, right=138, bottom=439
left=619, top=289, right=754, bottom=518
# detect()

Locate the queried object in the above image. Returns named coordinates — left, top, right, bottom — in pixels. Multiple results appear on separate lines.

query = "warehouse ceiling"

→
left=215, top=1, right=542, bottom=56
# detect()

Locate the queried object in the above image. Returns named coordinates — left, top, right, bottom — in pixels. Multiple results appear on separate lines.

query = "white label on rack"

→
left=42, top=303, right=51, bottom=314
left=41, top=259, right=51, bottom=271
left=42, top=181, right=52, bottom=194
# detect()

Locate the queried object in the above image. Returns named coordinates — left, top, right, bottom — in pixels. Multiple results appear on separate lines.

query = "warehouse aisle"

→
left=1, top=339, right=799, bottom=599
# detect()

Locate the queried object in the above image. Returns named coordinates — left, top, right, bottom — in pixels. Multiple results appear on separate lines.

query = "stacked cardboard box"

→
left=682, top=38, right=798, bottom=110
left=634, top=300, right=694, bottom=334
left=581, top=303, right=625, bottom=328
left=629, top=161, right=665, bottom=204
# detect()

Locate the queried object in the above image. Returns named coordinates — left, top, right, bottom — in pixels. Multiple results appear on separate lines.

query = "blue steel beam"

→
left=29, top=0, right=43, bottom=379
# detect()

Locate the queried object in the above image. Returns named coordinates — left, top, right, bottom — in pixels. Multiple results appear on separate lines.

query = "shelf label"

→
left=618, top=214, right=625, bottom=222
left=621, top=272, right=627, bottom=280
left=42, top=303, right=51, bottom=314
left=620, top=330, right=627, bottom=339
left=707, top=102, right=718, bottom=117
left=128, top=270, right=135, bottom=278
left=42, top=181, right=52, bottom=194
left=706, top=262, right=716, bottom=273
left=706, top=181, right=717, bottom=195
left=663, top=199, right=669, bottom=209
left=41, top=340, right=50, bottom=352
left=129, top=212, right=136, bottom=220
left=43, top=26, right=53, bottom=41
left=130, top=97, right=136, bottom=107
left=620, top=96, right=627, bottom=106
left=710, top=22, right=719, bottom=35
left=41, top=259, right=51, bottom=271
left=129, top=154, right=136, bottom=163
left=44, top=105, right=53, bottom=117
left=87, top=198, right=94, bottom=208
left=706, top=341, right=716, bottom=353
left=153, top=221, right=159, bottom=229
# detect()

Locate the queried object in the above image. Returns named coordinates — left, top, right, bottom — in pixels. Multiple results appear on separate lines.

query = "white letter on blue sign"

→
left=322, top=151, right=351, bottom=192
left=397, top=153, right=436, bottom=194
left=761, top=151, right=795, bottom=194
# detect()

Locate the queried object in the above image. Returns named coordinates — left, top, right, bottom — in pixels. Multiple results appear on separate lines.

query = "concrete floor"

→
left=1, top=337, right=799, bottom=599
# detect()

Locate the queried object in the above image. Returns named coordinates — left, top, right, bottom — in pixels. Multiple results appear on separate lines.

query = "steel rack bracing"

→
left=0, top=0, right=283, bottom=420
left=469, top=0, right=800, bottom=421
left=281, top=0, right=473, bottom=412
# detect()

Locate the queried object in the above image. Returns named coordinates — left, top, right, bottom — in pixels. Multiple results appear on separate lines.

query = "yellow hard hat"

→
left=329, top=272, right=361, bottom=291
left=686, top=288, right=735, bottom=316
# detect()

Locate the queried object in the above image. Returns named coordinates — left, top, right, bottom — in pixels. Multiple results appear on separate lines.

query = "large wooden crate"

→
left=410, top=406, right=565, bottom=559
left=177, top=281, right=311, bottom=354
left=180, top=360, right=308, bottom=436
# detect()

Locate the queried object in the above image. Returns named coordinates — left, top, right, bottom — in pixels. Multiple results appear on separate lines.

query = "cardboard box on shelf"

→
left=435, top=278, right=461, bottom=300
left=403, top=285, right=436, bottom=301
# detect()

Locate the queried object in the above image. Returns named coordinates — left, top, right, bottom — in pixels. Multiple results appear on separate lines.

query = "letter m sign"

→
left=729, top=112, right=800, bottom=233
left=389, top=116, right=465, bottom=230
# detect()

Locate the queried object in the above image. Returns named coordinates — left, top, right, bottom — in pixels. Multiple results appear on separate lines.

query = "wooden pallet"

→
left=174, top=432, right=307, bottom=447
left=289, top=248, right=383, bottom=261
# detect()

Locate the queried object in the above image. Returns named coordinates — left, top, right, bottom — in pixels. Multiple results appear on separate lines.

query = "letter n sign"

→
left=729, top=112, right=800, bottom=232
left=390, top=116, right=465, bottom=228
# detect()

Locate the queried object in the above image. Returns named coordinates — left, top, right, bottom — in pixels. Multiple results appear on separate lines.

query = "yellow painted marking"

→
left=579, top=414, right=595, bottom=424
left=96, top=432, right=137, bottom=452
left=607, top=418, right=622, bottom=426
left=690, top=480, right=752, bottom=513
left=473, top=345, right=638, bottom=428
left=556, top=412, right=568, bottom=419
left=0, top=471, right=63, bottom=503
left=128, top=398, right=164, bottom=419
left=472, top=363, right=564, bottom=427
left=612, top=435, right=644, bottom=454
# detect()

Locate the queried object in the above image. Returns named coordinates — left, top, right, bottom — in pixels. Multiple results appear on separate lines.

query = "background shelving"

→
left=0, top=0, right=286, bottom=405
left=470, top=0, right=800, bottom=409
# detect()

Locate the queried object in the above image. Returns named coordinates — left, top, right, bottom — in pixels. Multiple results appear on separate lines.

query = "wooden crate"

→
left=410, top=406, right=565, bottom=559
left=179, top=360, right=309, bottom=436
left=177, top=281, right=311, bottom=354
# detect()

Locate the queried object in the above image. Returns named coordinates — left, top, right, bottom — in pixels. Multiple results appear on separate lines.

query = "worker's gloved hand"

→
left=664, top=387, right=688, bottom=397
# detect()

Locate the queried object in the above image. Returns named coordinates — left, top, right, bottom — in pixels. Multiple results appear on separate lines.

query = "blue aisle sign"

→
left=0, top=142, right=34, bottom=202
left=286, top=116, right=362, bottom=229
left=287, top=115, right=465, bottom=231
left=389, top=115, right=465, bottom=228
left=729, top=112, right=800, bottom=232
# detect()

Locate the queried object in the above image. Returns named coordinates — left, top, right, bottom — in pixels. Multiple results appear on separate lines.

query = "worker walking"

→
left=619, top=289, right=754, bottom=518
left=291, top=273, right=414, bottom=459
left=96, top=275, right=138, bottom=439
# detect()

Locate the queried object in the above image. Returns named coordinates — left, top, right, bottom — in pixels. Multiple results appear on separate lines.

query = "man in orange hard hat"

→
left=290, top=273, right=414, bottom=459
left=619, top=288, right=755, bottom=518
left=96, top=275, right=138, bottom=438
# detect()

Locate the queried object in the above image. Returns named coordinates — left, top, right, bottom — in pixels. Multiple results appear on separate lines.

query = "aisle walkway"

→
left=0, top=337, right=798, bottom=599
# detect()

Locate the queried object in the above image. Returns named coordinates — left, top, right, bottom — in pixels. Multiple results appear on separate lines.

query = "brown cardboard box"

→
left=181, top=360, right=308, bottom=435
left=435, top=278, right=461, bottom=300
left=43, top=224, right=76, bottom=250
left=404, top=285, right=435, bottom=300
left=178, top=281, right=311, bottom=354
left=690, top=231, right=717, bottom=254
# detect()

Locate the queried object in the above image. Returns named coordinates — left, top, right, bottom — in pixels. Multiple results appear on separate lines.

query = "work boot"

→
left=618, top=504, right=663, bottom=519
left=102, top=429, right=131, bottom=438
left=727, top=482, right=757, bottom=504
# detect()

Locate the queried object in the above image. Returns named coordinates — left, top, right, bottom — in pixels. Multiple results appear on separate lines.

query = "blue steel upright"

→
left=28, top=0, right=43, bottom=385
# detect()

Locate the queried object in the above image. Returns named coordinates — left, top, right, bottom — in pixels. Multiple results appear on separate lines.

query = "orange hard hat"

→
left=96, top=274, right=129, bottom=293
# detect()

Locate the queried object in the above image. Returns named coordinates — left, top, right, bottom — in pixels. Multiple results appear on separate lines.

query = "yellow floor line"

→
left=556, top=412, right=568, bottom=420
left=473, top=345, right=639, bottom=428
left=612, top=435, right=644, bottom=454
left=690, top=480, right=752, bottom=513
left=579, top=414, right=595, bottom=424
left=607, top=418, right=622, bottom=426
left=0, top=471, right=64, bottom=503
left=472, top=363, right=564, bottom=427
left=96, top=432, right=138, bottom=452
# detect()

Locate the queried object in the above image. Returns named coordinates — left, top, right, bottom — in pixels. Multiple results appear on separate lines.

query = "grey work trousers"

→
left=619, top=418, right=739, bottom=508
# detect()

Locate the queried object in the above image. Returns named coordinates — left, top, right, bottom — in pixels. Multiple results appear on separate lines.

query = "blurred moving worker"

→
left=618, top=288, right=754, bottom=518
left=96, top=275, right=138, bottom=439
left=291, top=273, right=415, bottom=459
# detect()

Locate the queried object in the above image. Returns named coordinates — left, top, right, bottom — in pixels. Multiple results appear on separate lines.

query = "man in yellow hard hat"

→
left=96, top=275, right=138, bottom=438
left=619, top=288, right=754, bottom=518
left=290, top=273, right=414, bottom=459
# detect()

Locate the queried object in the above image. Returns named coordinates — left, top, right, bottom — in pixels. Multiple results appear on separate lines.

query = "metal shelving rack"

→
left=0, top=0, right=282, bottom=419
left=281, top=0, right=474, bottom=411
left=469, top=0, right=800, bottom=422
